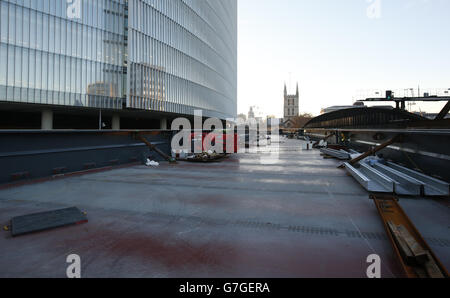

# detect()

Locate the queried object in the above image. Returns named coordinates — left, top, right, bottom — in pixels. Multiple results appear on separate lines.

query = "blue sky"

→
left=238, top=0, right=450, bottom=117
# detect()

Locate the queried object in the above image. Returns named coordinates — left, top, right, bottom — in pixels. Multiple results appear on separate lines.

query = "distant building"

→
left=284, top=83, right=299, bottom=121
left=237, top=113, right=247, bottom=121
left=0, top=0, right=237, bottom=129
left=248, top=107, right=255, bottom=119
left=281, top=118, right=296, bottom=129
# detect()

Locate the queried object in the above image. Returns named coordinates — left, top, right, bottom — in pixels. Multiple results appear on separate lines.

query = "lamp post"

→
left=408, top=88, right=415, bottom=111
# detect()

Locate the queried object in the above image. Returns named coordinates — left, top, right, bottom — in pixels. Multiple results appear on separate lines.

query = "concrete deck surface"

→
left=0, top=139, right=448, bottom=277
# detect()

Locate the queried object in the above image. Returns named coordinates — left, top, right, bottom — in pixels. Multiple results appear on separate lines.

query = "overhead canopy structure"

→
left=304, top=107, right=428, bottom=129
left=357, top=93, right=450, bottom=119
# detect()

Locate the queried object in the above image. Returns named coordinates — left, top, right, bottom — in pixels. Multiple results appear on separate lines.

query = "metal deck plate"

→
left=10, top=207, right=87, bottom=237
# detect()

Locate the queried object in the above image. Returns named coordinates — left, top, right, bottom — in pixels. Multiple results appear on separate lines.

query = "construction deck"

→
left=0, top=139, right=449, bottom=278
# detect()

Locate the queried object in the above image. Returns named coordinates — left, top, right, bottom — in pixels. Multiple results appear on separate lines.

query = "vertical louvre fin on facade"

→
left=0, top=0, right=237, bottom=120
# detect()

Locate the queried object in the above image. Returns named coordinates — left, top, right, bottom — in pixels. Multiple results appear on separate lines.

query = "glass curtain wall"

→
left=127, top=0, right=237, bottom=119
left=0, top=0, right=237, bottom=119
left=0, top=0, right=127, bottom=109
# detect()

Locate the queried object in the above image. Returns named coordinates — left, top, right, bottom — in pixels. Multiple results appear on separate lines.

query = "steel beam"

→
left=435, top=100, right=450, bottom=121
left=387, top=162, right=449, bottom=196
left=320, top=148, right=350, bottom=160
left=373, top=163, right=423, bottom=196
left=343, top=135, right=402, bottom=167
left=344, top=162, right=394, bottom=193
left=359, top=163, right=395, bottom=193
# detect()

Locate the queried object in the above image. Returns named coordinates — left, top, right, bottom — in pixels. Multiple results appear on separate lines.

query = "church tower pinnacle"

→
left=283, top=82, right=300, bottom=121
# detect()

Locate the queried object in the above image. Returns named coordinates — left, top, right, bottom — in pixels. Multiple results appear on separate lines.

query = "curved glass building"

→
left=0, top=0, right=237, bottom=129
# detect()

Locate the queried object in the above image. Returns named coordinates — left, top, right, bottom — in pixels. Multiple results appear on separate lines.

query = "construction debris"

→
left=372, top=195, right=448, bottom=278
left=313, top=132, right=335, bottom=148
left=138, top=135, right=177, bottom=163
left=184, top=152, right=229, bottom=163
left=387, top=221, right=429, bottom=265
left=9, top=207, right=88, bottom=237
left=338, top=134, right=403, bottom=168
left=146, top=159, right=160, bottom=167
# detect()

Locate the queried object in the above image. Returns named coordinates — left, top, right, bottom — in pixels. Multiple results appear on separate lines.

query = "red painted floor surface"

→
left=0, top=140, right=448, bottom=277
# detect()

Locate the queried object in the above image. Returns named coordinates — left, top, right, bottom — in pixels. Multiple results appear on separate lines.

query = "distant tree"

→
left=290, top=114, right=314, bottom=128
left=237, top=113, right=247, bottom=121
left=300, top=113, right=313, bottom=118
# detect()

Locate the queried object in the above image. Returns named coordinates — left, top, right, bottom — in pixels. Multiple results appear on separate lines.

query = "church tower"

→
left=284, top=83, right=299, bottom=121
